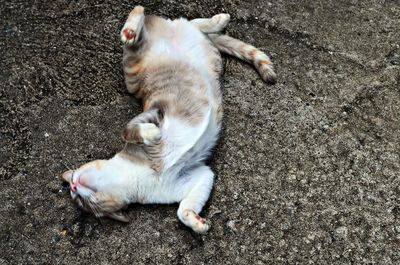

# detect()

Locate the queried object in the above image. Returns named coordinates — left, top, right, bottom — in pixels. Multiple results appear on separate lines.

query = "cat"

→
left=62, top=6, right=275, bottom=233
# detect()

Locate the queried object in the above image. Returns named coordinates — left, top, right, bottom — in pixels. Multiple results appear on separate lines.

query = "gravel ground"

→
left=1, top=0, right=400, bottom=264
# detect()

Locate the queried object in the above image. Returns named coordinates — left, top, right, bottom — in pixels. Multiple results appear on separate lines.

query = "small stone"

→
left=226, top=220, right=238, bottom=231
left=334, top=226, right=348, bottom=240
left=209, top=208, right=222, bottom=218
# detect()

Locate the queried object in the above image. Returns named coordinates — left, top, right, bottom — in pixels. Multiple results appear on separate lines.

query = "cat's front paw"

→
left=259, top=64, right=277, bottom=84
left=179, top=209, right=210, bottom=234
left=123, top=123, right=161, bottom=145
left=139, top=123, right=162, bottom=145
left=193, top=215, right=210, bottom=234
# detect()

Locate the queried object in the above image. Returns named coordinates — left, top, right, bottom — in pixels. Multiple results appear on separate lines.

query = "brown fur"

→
left=119, top=142, right=163, bottom=173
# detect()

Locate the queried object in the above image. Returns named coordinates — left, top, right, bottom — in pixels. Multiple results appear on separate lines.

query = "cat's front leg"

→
left=176, top=165, right=214, bottom=233
left=121, top=6, right=145, bottom=45
left=122, top=108, right=162, bottom=145
left=123, top=123, right=161, bottom=145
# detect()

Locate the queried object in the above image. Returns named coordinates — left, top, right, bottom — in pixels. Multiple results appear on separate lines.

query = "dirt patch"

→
left=1, top=0, right=399, bottom=264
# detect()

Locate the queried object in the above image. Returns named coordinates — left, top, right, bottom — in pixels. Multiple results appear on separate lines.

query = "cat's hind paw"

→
left=121, top=28, right=137, bottom=44
left=121, top=6, right=145, bottom=45
left=211, top=13, right=231, bottom=31
left=258, top=63, right=277, bottom=84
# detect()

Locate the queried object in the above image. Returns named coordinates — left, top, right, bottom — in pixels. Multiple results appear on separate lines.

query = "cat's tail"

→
left=208, top=34, right=276, bottom=84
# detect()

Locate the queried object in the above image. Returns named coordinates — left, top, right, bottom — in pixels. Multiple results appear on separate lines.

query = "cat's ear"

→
left=62, top=170, right=73, bottom=182
left=105, top=211, right=130, bottom=223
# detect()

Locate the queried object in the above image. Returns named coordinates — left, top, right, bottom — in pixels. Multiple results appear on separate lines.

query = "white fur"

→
left=162, top=108, right=212, bottom=170
left=143, top=18, right=212, bottom=82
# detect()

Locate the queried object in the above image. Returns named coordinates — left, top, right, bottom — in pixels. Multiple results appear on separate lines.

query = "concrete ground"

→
left=1, top=0, right=399, bottom=264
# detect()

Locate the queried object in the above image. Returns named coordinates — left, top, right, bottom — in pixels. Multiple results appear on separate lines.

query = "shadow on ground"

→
left=1, top=0, right=399, bottom=264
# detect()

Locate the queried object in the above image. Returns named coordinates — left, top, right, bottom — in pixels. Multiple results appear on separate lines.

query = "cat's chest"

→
left=147, top=21, right=209, bottom=65
left=148, top=36, right=191, bottom=57
left=135, top=173, right=181, bottom=204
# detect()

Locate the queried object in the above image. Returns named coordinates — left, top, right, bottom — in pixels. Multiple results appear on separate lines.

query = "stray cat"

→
left=62, top=6, right=275, bottom=233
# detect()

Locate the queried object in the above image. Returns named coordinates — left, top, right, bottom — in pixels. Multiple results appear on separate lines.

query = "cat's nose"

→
left=71, top=175, right=97, bottom=193
left=71, top=182, right=77, bottom=192
left=70, top=175, right=85, bottom=192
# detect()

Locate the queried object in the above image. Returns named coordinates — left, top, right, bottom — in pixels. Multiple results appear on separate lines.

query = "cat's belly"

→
left=143, top=19, right=221, bottom=172
left=161, top=107, right=212, bottom=170
left=147, top=19, right=210, bottom=73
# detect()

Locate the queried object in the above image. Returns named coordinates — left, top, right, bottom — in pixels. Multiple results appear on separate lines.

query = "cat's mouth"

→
left=73, top=193, right=99, bottom=216
left=69, top=183, right=103, bottom=217
left=63, top=171, right=99, bottom=214
left=74, top=194, right=85, bottom=209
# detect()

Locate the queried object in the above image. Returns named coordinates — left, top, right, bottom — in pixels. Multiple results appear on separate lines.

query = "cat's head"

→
left=62, top=159, right=132, bottom=222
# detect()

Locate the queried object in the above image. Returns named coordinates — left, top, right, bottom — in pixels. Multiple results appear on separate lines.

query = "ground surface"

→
left=1, top=0, right=400, bottom=264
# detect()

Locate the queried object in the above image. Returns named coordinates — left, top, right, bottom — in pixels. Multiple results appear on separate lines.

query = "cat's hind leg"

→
left=121, top=6, right=145, bottom=45
left=209, top=34, right=277, bottom=83
left=176, top=165, right=214, bottom=233
left=190, top=14, right=230, bottom=34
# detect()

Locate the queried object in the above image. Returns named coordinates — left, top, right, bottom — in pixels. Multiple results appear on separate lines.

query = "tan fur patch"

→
left=143, top=100, right=151, bottom=111
left=249, top=49, right=258, bottom=59
left=117, top=150, right=149, bottom=166
left=94, top=160, right=103, bottom=170
left=79, top=160, right=106, bottom=171
left=125, top=64, right=145, bottom=76
left=118, top=142, right=164, bottom=174
left=258, top=59, right=272, bottom=67
left=94, top=193, right=126, bottom=213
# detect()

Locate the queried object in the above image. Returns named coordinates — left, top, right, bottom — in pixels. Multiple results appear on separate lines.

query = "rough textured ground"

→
left=1, top=0, right=400, bottom=264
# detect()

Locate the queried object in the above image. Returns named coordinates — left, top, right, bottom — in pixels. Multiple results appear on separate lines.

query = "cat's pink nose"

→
left=123, top=29, right=136, bottom=40
left=71, top=183, right=77, bottom=192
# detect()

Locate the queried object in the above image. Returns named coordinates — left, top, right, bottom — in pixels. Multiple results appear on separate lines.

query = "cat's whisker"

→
left=88, top=201, right=101, bottom=217
left=83, top=197, right=99, bottom=216
left=61, top=161, right=72, bottom=171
